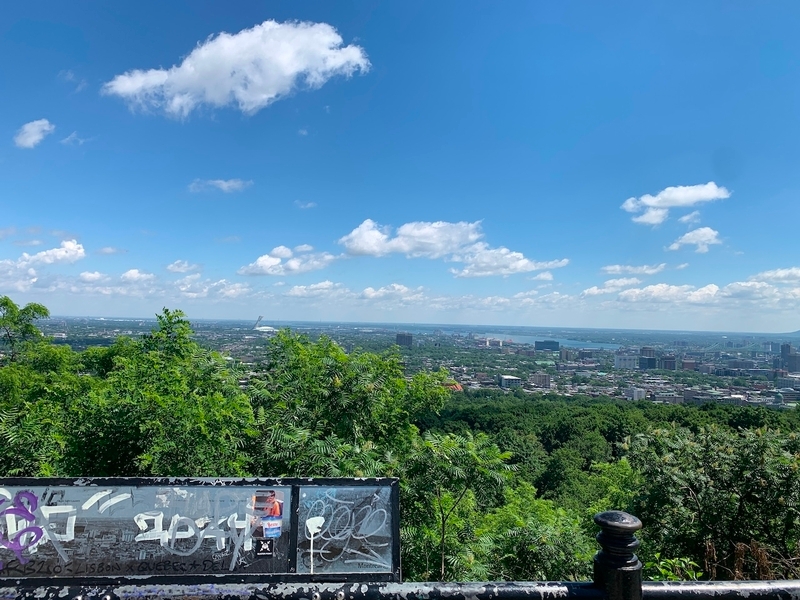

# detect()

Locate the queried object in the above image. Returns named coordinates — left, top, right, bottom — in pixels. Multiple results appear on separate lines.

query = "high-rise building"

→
left=531, top=373, right=551, bottom=388
left=659, top=356, right=677, bottom=370
left=396, top=333, right=413, bottom=348
left=535, top=340, right=560, bottom=351
left=789, top=353, right=800, bottom=373
left=782, top=343, right=793, bottom=364
left=614, top=355, right=639, bottom=370
left=640, top=346, right=656, bottom=358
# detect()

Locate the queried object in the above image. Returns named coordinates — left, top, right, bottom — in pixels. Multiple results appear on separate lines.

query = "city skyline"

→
left=2, top=3, right=800, bottom=332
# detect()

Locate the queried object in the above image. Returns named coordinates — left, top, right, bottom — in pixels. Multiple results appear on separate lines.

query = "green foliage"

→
left=645, top=553, right=704, bottom=581
left=6, top=295, right=800, bottom=582
left=628, top=426, right=800, bottom=579
left=0, top=295, right=49, bottom=361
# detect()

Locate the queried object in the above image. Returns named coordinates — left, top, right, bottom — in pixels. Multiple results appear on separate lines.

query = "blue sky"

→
left=2, top=2, right=800, bottom=331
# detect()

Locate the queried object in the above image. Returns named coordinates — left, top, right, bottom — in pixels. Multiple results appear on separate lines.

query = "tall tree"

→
left=0, top=296, right=49, bottom=361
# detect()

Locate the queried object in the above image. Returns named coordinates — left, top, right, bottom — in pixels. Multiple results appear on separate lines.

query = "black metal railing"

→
left=4, top=511, right=800, bottom=600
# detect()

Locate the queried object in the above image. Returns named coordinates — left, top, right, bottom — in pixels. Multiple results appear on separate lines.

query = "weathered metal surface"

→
left=593, top=511, right=642, bottom=600
left=6, top=580, right=800, bottom=600
left=0, top=582, right=606, bottom=600
left=643, top=581, right=800, bottom=600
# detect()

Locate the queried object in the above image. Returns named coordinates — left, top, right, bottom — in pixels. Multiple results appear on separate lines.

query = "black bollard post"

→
left=593, top=511, right=643, bottom=600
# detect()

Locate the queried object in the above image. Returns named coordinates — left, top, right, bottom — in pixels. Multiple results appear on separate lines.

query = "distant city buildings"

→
left=396, top=333, right=413, bottom=348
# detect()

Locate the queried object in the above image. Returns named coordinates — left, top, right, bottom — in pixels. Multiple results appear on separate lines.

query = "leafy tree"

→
left=0, top=295, right=49, bottom=361
left=627, top=426, right=800, bottom=579
left=403, top=431, right=514, bottom=580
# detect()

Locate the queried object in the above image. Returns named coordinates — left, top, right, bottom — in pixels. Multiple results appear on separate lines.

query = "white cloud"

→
left=167, top=259, right=200, bottom=273
left=97, top=246, right=127, bottom=255
left=19, top=240, right=85, bottom=266
left=295, top=201, right=317, bottom=209
left=79, top=271, right=107, bottom=282
left=120, top=269, right=155, bottom=282
left=61, top=132, right=88, bottom=146
left=678, top=210, right=701, bottom=225
left=189, top=178, right=252, bottom=193
left=618, top=283, right=720, bottom=304
left=238, top=245, right=337, bottom=275
left=668, top=227, right=722, bottom=253
left=269, top=245, right=293, bottom=259
left=451, top=244, right=569, bottom=278
left=531, top=271, right=553, bottom=281
left=103, top=20, right=369, bottom=118
left=582, top=277, right=642, bottom=296
left=13, top=240, right=43, bottom=247
left=360, top=283, right=424, bottom=302
left=340, top=219, right=482, bottom=258
left=339, top=218, right=565, bottom=277
left=622, top=182, right=729, bottom=225
left=676, top=263, right=689, bottom=270
left=601, top=263, right=667, bottom=275
left=298, top=128, right=308, bottom=136
left=294, top=244, right=314, bottom=253
left=0, top=241, right=85, bottom=293
left=751, top=267, right=800, bottom=283
left=286, top=280, right=348, bottom=298
left=631, top=208, right=669, bottom=226
left=14, top=119, right=56, bottom=148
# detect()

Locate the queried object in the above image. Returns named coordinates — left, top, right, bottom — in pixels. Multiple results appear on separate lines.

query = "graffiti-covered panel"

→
left=0, top=482, right=291, bottom=578
left=0, top=478, right=399, bottom=582
left=297, top=486, right=392, bottom=575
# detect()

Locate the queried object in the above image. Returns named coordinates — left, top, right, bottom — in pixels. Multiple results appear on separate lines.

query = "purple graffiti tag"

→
left=0, top=491, right=44, bottom=570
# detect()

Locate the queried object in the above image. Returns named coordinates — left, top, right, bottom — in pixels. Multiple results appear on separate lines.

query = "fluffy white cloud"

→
left=19, top=240, right=85, bottom=266
left=339, top=219, right=566, bottom=277
left=0, top=241, right=85, bottom=293
left=120, top=269, right=155, bottom=282
left=451, top=244, right=569, bottom=278
left=340, top=219, right=483, bottom=258
left=751, top=267, right=800, bottom=283
left=189, top=178, right=252, bottom=193
left=285, top=280, right=348, bottom=298
left=269, top=245, right=293, bottom=259
left=531, top=271, right=553, bottom=281
left=618, top=283, right=720, bottom=304
left=79, top=271, right=107, bottom=283
left=295, top=201, right=317, bottom=209
left=632, top=208, right=669, bottom=226
left=601, top=263, right=666, bottom=275
left=167, top=260, right=200, bottom=273
left=582, top=277, right=642, bottom=296
left=103, top=20, right=369, bottom=117
left=668, top=227, right=722, bottom=253
left=14, top=119, right=55, bottom=148
left=622, top=182, right=729, bottom=225
left=678, top=210, right=701, bottom=224
left=294, top=244, right=314, bottom=253
left=360, top=283, right=424, bottom=302
left=238, top=245, right=337, bottom=275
